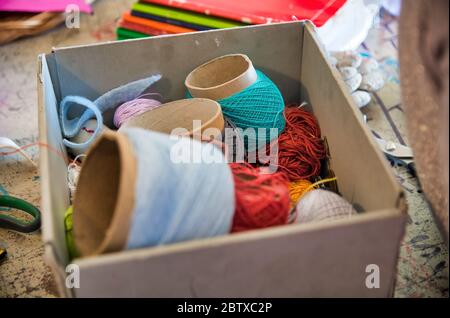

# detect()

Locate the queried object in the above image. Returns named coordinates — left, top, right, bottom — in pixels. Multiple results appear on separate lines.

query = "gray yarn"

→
left=122, top=128, right=235, bottom=249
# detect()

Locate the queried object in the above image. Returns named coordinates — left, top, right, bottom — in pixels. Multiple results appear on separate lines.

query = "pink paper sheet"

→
left=0, top=0, right=92, bottom=14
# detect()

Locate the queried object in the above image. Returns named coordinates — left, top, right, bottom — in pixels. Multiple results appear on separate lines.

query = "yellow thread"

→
left=300, top=177, right=338, bottom=201
left=289, top=176, right=338, bottom=210
left=289, top=180, right=313, bottom=206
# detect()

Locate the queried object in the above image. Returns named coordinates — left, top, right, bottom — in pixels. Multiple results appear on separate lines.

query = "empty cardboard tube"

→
left=185, top=54, right=258, bottom=100
left=73, top=129, right=137, bottom=257
left=119, top=98, right=224, bottom=140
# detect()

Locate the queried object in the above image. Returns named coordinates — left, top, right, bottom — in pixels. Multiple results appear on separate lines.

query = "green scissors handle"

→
left=0, top=195, right=41, bottom=233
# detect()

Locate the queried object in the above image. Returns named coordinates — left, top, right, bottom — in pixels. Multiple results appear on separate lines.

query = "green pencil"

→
left=116, top=27, right=150, bottom=40
left=132, top=2, right=245, bottom=29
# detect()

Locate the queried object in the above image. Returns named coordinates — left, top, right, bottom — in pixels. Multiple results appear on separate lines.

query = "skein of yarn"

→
left=185, top=54, right=285, bottom=151
left=73, top=128, right=235, bottom=256
left=296, top=189, right=357, bottom=223
left=218, top=70, right=285, bottom=148
left=230, top=162, right=290, bottom=233
left=276, top=107, right=326, bottom=181
left=113, top=93, right=163, bottom=128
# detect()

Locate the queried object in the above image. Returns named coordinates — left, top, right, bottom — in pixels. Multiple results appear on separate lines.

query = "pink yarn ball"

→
left=114, top=94, right=162, bottom=128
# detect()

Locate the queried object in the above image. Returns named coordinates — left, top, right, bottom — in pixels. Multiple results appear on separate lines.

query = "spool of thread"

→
left=296, top=189, right=357, bottom=224
left=73, top=128, right=235, bottom=256
left=67, top=119, right=111, bottom=157
left=276, top=107, right=326, bottom=181
left=185, top=54, right=285, bottom=151
left=113, top=93, right=163, bottom=128
left=119, top=98, right=225, bottom=141
left=230, top=162, right=290, bottom=233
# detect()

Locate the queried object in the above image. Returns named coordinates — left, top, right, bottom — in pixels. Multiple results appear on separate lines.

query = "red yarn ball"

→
left=230, top=162, right=291, bottom=233
left=274, top=107, right=326, bottom=181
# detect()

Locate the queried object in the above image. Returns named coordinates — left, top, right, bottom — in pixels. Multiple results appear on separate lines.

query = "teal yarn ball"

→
left=187, top=70, right=285, bottom=151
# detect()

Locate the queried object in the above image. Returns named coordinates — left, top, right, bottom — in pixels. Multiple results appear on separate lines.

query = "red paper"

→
left=0, top=0, right=92, bottom=14
left=142, top=0, right=347, bottom=27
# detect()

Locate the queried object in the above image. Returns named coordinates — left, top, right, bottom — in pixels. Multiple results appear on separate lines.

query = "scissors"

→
left=0, top=195, right=41, bottom=233
left=373, top=135, right=416, bottom=177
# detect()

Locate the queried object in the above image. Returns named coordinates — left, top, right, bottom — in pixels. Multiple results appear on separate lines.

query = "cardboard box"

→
left=38, top=22, right=407, bottom=297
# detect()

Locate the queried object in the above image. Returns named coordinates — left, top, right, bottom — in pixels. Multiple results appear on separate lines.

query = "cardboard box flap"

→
left=73, top=208, right=406, bottom=297
left=300, top=23, right=404, bottom=213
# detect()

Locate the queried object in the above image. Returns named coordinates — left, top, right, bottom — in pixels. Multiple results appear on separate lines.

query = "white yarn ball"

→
left=296, top=189, right=357, bottom=223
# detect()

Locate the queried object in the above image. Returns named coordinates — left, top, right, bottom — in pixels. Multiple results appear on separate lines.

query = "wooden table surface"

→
left=0, top=1, right=447, bottom=297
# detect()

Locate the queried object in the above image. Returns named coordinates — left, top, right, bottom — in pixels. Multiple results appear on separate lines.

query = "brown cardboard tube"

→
left=73, top=129, right=137, bottom=257
left=119, top=98, right=225, bottom=140
left=185, top=54, right=258, bottom=100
